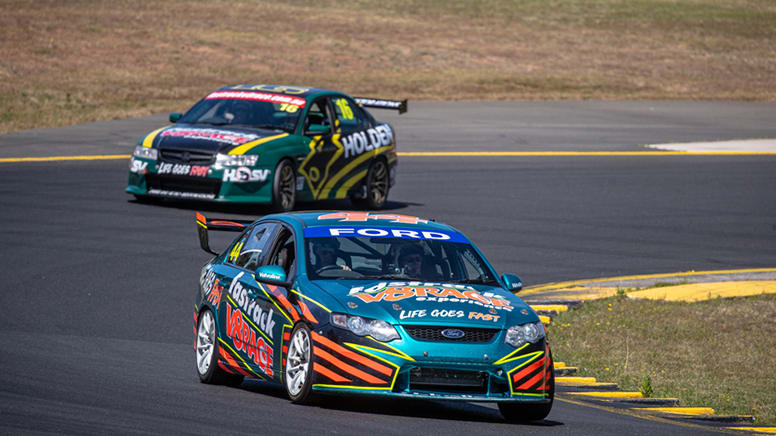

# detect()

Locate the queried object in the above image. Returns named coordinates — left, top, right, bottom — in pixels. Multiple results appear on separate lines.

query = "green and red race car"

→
left=126, top=85, right=406, bottom=211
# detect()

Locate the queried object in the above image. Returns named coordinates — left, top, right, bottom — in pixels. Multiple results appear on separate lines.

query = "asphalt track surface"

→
left=2, top=102, right=775, bottom=435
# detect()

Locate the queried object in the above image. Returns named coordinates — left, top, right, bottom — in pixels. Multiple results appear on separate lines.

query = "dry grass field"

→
left=1, top=0, right=775, bottom=133
left=549, top=294, right=776, bottom=424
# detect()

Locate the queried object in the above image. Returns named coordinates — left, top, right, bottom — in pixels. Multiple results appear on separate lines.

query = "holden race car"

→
left=193, top=211, right=554, bottom=422
left=126, top=85, right=406, bottom=211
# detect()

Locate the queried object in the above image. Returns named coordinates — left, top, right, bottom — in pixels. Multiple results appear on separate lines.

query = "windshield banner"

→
left=304, top=226, right=468, bottom=243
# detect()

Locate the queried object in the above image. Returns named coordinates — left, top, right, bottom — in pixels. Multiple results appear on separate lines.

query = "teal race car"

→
left=194, top=211, right=554, bottom=422
left=126, top=85, right=405, bottom=211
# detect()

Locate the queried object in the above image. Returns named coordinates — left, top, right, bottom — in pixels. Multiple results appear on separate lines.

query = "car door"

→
left=219, top=222, right=280, bottom=379
left=296, top=96, right=341, bottom=199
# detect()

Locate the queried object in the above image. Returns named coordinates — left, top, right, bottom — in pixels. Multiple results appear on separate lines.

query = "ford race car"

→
left=193, top=211, right=554, bottom=422
left=127, top=85, right=406, bottom=211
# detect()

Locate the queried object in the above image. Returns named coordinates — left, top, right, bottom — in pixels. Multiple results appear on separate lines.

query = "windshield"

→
left=305, top=233, right=499, bottom=285
left=179, top=91, right=304, bottom=133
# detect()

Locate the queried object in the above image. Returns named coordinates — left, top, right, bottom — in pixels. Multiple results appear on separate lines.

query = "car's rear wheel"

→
left=351, top=159, right=389, bottom=210
left=196, top=309, right=244, bottom=386
left=272, top=159, right=296, bottom=212
left=284, top=323, right=314, bottom=404
left=498, top=360, right=554, bottom=422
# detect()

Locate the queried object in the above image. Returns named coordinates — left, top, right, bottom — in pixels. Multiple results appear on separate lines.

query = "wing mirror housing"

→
left=502, top=273, right=523, bottom=293
left=305, top=124, right=330, bottom=136
left=255, top=265, right=291, bottom=288
left=169, top=112, right=182, bottom=122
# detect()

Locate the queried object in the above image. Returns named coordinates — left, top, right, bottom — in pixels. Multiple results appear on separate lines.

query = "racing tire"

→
left=351, top=158, right=389, bottom=210
left=498, top=361, right=554, bottom=423
left=284, top=323, right=315, bottom=404
left=271, top=159, right=296, bottom=212
left=196, top=309, right=244, bottom=386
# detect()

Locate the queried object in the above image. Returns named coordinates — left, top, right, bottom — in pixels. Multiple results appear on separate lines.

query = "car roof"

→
left=217, top=84, right=339, bottom=99
left=265, top=211, right=461, bottom=233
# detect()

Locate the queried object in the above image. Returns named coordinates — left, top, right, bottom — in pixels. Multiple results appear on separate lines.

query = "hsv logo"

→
left=318, top=212, right=427, bottom=224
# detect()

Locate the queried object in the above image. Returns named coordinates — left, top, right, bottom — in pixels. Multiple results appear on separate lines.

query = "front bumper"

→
left=308, top=326, right=552, bottom=403
left=126, top=157, right=274, bottom=203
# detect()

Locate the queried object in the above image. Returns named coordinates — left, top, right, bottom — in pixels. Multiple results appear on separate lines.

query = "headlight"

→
left=505, top=321, right=545, bottom=348
left=215, top=154, right=258, bottom=168
left=133, top=145, right=158, bottom=160
left=331, top=313, right=400, bottom=342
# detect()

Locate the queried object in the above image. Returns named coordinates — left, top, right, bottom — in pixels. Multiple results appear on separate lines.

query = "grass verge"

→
left=1, top=0, right=775, bottom=133
left=548, top=293, right=776, bottom=424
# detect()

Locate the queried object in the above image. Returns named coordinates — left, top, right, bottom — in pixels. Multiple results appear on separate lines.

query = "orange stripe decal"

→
left=266, top=285, right=301, bottom=321
left=313, top=347, right=387, bottom=385
left=196, top=212, right=206, bottom=225
left=218, top=361, right=235, bottom=374
left=311, top=331, right=393, bottom=377
left=314, top=362, right=351, bottom=383
left=219, top=348, right=251, bottom=377
left=298, top=300, right=319, bottom=324
left=517, top=369, right=546, bottom=391
left=512, top=357, right=546, bottom=384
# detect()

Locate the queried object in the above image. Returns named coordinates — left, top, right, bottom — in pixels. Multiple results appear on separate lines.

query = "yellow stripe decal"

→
left=335, top=168, right=368, bottom=198
left=321, top=145, right=391, bottom=195
left=226, top=295, right=273, bottom=346
left=218, top=337, right=266, bottom=379
left=143, top=126, right=168, bottom=148
left=288, top=289, right=332, bottom=313
left=493, top=342, right=530, bottom=365
left=229, top=133, right=288, bottom=155
left=0, top=154, right=131, bottom=163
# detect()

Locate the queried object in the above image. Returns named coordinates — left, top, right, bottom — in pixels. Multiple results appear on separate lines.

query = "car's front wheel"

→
left=498, top=361, right=554, bottom=422
left=351, top=158, right=389, bottom=209
left=196, top=308, right=243, bottom=386
left=272, top=159, right=296, bottom=212
left=284, top=323, right=314, bottom=403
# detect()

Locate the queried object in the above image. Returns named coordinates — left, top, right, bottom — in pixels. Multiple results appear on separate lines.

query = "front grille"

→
left=159, top=149, right=215, bottom=165
left=404, top=326, right=499, bottom=343
left=410, top=368, right=488, bottom=393
left=145, top=174, right=221, bottom=195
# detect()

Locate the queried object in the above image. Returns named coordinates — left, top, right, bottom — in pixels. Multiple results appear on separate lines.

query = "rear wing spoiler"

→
left=195, top=212, right=254, bottom=255
left=354, top=97, right=408, bottom=114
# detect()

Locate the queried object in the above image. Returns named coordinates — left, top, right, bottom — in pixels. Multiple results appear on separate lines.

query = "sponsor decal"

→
left=441, top=328, right=465, bottom=339
left=317, top=212, right=427, bottom=224
left=225, top=304, right=274, bottom=376
left=157, top=162, right=210, bottom=177
left=342, top=125, right=393, bottom=159
left=258, top=270, right=282, bottom=281
left=350, top=284, right=514, bottom=312
left=226, top=272, right=276, bottom=339
left=200, top=269, right=224, bottom=305
left=147, top=189, right=215, bottom=199
left=399, top=309, right=465, bottom=320
left=205, top=91, right=306, bottom=107
left=469, top=312, right=500, bottom=323
left=129, top=158, right=148, bottom=174
left=304, top=226, right=466, bottom=242
left=160, top=128, right=260, bottom=146
left=296, top=176, right=305, bottom=191
left=223, top=167, right=270, bottom=183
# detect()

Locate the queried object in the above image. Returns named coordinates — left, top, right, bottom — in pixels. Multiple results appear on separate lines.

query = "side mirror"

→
left=502, top=273, right=523, bottom=293
left=305, top=124, right=330, bottom=136
left=169, top=112, right=182, bottom=122
left=255, top=265, right=291, bottom=288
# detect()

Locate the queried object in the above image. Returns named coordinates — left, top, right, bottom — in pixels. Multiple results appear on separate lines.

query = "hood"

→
left=152, top=124, right=282, bottom=154
left=315, top=280, right=538, bottom=329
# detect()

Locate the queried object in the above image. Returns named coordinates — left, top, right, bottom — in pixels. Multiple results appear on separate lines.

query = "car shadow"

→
left=239, top=380, right=562, bottom=426
left=128, top=197, right=423, bottom=216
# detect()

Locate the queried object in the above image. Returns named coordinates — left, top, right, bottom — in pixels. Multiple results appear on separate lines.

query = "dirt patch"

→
left=1, top=0, right=774, bottom=133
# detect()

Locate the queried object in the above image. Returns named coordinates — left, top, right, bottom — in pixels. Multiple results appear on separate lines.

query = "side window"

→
left=267, top=227, right=296, bottom=280
left=333, top=97, right=370, bottom=133
left=303, top=98, right=332, bottom=132
left=232, top=223, right=276, bottom=270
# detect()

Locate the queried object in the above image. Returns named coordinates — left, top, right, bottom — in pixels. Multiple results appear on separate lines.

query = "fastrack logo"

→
left=342, top=125, right=393, bottom=159
left=227, top=272, right=276, bottom=339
